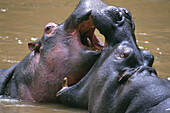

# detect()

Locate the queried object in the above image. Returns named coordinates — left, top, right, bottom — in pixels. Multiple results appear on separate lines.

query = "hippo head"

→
left=27, top=0, right=108, bottom=82
left=88, top=40, right=159, bottom=113
left=89, top=5, right=156, bottom=87
left=21, top=0, right=110, bottom=102
left=87, top=7, right=168, bottom=113
left=56, top=5, right=158, bottom=110
left=91, top=6, right=154, bottom=67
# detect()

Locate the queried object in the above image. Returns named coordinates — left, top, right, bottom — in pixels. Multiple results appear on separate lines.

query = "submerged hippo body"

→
left=57, top=3, right=170, bottom=113
left=0, top=0, right=106, bottom=102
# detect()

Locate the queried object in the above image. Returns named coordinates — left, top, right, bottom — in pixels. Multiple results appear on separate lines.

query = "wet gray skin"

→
left=56, top=3, right=170, bottom=113
left=0, top=0, right=109, bottom=102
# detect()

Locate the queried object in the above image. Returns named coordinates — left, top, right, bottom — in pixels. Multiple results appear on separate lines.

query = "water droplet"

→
left=18, top=40, right=23, bottom=44
left=144, top=41, right=149, bottom=44
left=159, top=52, right=162, bottom=55
left=139, top=33, right=148, bottom=35
left=156, top=60, right=160, bottom=63
left=1, top=8, right=8, bottom=12
left=3, top=59, right=19, bottom=63
left=139, top=46, right=144, bottom=49
left=31, top=37, right=38, bottom=41
left=167, top=77, right=170, bottom=81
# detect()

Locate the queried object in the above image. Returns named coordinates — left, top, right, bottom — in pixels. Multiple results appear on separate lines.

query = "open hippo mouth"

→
left=58, top=3, right=143, bottom=88
left=56, top=1, right=158, bottom=110
left=60, top=0, right=108, bottom=52
left=77, top=16, right=104, bottom=51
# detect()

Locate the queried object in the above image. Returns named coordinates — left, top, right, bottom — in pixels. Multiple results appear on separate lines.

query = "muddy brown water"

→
left=0, top=0, right=170, bottom=112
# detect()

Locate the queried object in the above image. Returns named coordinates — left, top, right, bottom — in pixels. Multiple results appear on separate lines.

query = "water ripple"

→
left=3, top=59, right=19, bottom=63
left=1, top=8, right=8, bottom=13
left=4, top=104, right=35, bottom=107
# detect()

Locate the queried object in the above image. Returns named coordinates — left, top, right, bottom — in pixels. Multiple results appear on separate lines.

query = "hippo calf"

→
left=0, top=0, right=107, bottom=102
left=56, top=3, right=170, bottom=113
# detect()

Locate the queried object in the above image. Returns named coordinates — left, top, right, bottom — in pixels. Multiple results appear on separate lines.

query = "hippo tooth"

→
left=87, top=37, right=92, bottom=47
left=62, top=77, right=68, bottom=88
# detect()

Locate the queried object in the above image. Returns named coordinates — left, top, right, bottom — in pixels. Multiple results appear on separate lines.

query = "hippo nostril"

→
left=123, top=8, right=129, bottom=14
left=123, top=9, right=132, bottom=20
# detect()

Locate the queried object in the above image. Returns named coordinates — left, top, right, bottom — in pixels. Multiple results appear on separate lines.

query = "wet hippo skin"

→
left=0, top=0, right=107, bottom=102
left=56, top=1, right=170, bottom=113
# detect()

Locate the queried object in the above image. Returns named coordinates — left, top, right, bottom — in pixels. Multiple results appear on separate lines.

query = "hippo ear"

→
left=28, top=39, right=41, bottom=51
left=28, top=42, right=41, bottom=51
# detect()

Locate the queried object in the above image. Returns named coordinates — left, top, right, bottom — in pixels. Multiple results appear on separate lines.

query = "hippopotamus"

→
left=0, top=0, right=107, bottom=102
left=56, top=3, right=170, bottom=113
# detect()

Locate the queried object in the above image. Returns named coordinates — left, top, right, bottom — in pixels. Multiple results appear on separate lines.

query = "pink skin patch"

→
left=18, top=84, right=35, bottom=102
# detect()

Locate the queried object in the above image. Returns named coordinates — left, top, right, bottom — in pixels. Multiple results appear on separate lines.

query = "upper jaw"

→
left=59, top=2, right=133, bottom=52
left=62, top=0, right=107, bottom=32
left=91, top=6, right=134, bottom=43
left=57, top=0, right=108, bottom=51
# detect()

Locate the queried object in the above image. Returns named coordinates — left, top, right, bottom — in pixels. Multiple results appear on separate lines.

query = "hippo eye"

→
left=120, top=49, right=131, bottom=58
left=106, top=7, right=123, bottom=22
left=45, top=26, right=53, bottom=34
left=46, top=26, right=51, bottom=31
left=44, top=22, right=58, bottom=35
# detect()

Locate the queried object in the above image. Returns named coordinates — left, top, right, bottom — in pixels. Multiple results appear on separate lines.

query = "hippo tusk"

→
left=62, top=77, right=68, bottom=88
left=87, top=37, right=92, bottom=47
